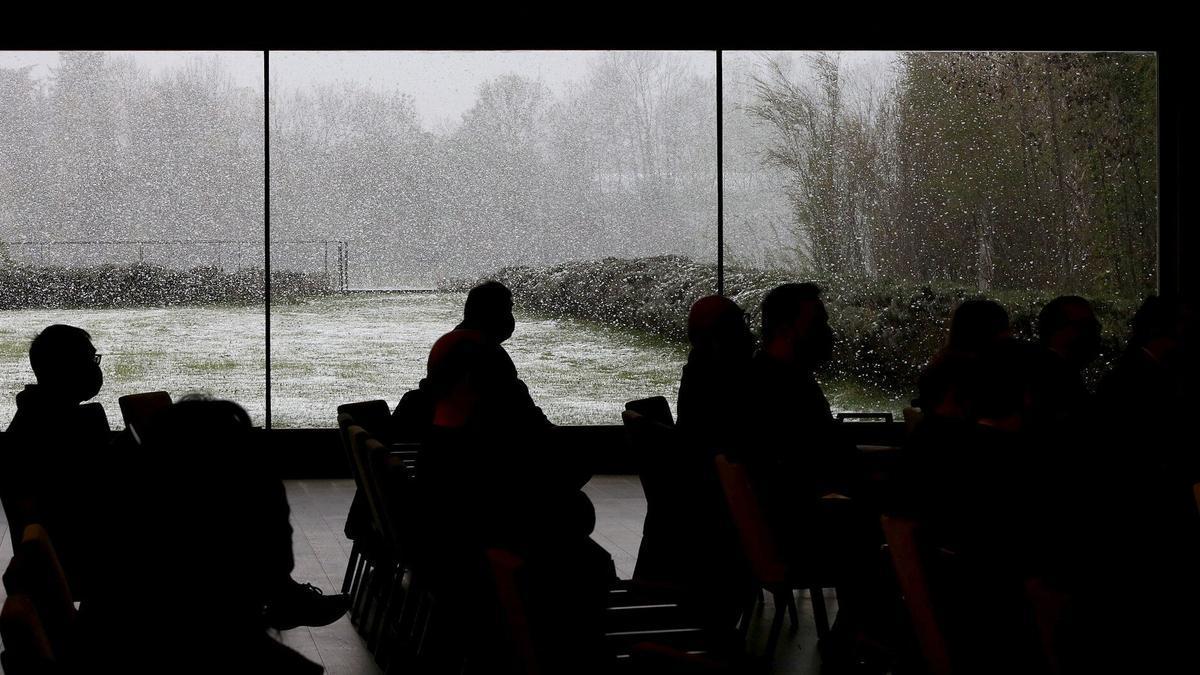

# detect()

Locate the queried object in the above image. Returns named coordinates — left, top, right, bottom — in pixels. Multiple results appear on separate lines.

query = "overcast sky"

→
left=0, top=50, right=901, bottom=131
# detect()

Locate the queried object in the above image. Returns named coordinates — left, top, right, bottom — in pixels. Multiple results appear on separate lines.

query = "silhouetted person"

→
left=742, top=283, right=881, bottom=664
left=917, top=299, right=1011, bottom=412
left=902, top=341, right=1059, bottom=674
left=676, top=294, right=754, bottom=443
left=79, top=397, right=323, bottom=673
left=392, top=281, right=549, bottom=440
left=1029, top=296, right=1101, bottom=427
left=635, top=295, right=752, bottom=629
left=1080, top=296, right=1200, bottom=672
left=742, top=283, right=849, bottom=499
left=2, top=324, right=109, bottom=597
left=415, top=320, right=614, bottom=672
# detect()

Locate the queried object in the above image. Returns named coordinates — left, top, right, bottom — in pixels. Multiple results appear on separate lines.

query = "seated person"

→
left=1028, top=295, right=1102, bottom=429
left=1082, top=296, right=1200, bottom=672
left=676, top=294, right=755, bottom=444
left=900, top=341, right=1062, bottom=674
left=741, top=283, right=883, bottom=662
left=917, top=299, right=1012, bottom=413
left=78, top=397, right=324, bottom=673
left=643, top=295, right=752, bottom=624
left=2, top=324, right=110, bottom=596
left=392, top=280, right=548, bottom=441
left=415, top=327, right=614, bottom=673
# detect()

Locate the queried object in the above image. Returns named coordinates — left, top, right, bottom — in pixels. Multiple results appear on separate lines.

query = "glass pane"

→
left=270, top=50, right=717, bottom=427
left=723, top=51, right=1158, bottom=412
left=0, top=51, right=266, bottom=427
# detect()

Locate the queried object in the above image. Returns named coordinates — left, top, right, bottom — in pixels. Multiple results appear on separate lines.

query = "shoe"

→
left=263, top=581, right=350, bottom=630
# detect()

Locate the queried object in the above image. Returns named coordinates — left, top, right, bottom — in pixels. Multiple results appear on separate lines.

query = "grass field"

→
left=0, top=292, right=904, bottom=429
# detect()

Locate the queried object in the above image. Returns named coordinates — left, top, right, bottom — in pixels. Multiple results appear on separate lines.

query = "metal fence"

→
left=0, top=239, right=349, bottom=291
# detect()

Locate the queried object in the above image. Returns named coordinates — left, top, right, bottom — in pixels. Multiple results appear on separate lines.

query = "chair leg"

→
left=738, top=589, right=756, bottom=637
left=810, top=586, right=830, bottom=641
left=764, top=591, right=787, bottom=660
left=352, top=558, right=373, bottom=627
left=342, top=540, right=361, bottom=595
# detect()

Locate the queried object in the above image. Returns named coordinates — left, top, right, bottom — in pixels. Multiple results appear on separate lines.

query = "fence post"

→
left=342, top=241, right=349, bottom=291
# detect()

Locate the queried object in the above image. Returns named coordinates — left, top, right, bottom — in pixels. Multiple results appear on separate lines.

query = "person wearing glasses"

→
left=2, top=323, right=110, bottom=597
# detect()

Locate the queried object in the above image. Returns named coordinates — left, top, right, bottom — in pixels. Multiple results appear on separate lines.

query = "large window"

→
left=0, top=51, right=266, bottom=427
left=269, top=51, right=716, bottom=426
left=723, top=51, right=1158, bottom=410
left=1, top=49, right=1159, bottom=428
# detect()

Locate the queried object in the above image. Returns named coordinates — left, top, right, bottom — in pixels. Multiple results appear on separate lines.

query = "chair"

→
left=348, top=424, right=425, bottom=667
left=0, top=594, right=57, bottom=675
left=880, top=514, right=952, bottom=675
left=622, top=409, right=746, bottom=622
left=2, top=525, right=78, bottom=664
left=338, top=400, right=394, bottom=443
left=335, top=401, right=391, bottom=624
left=487, top=548, right=737, bottom=675
left=117, top=391, right=172, bottom=443
left=365, top=439, right=424, bottom=669
left=625, top=396, right=675, bottom=427
left=902, top=406, right=924, bottom=436
left=713, top=454, right=831, bottom=661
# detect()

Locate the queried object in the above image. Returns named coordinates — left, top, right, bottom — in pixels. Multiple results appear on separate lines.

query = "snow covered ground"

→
left=0, top=292, right=688, bottom=429
left=1, top=291, right=902, bottom=429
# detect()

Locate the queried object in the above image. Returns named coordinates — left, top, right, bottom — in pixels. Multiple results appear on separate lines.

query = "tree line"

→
left=732, top=51, right=1158, bottom=297
left=1, top=51, right=1157, bottom=297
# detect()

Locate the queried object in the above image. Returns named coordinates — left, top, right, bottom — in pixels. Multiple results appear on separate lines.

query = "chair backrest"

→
left=2, top=525, right=77, bottom=661
left=0, top=594, right=56, bottom=674
left=367, top=441, right=421, bottom=560
left=623, top=409, right=683, bottom=583
left=621, top=409, right=679, bottom=488
left=625, top=396, right=674, bottom=427
left=347, top=425, right=388, bottom=540
left=337, top=400, right=392, bottom=443
left=903, top=407, right=924, bottom=436
left=486, top=548, right=542, bottom=675
left=713, top=455, right=787, bottom=586
left=118, top=391, right=171, bottom=442
left=880, top=514, right=952, bottom=675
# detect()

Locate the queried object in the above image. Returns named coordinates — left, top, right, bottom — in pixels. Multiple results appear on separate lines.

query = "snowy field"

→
left=0, top=292, right=688, bottom=429
left=0, top=292, right=901, bottom=429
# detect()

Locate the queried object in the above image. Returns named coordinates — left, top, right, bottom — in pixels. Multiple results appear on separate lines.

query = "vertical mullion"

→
left=264, top=50, right=272, bottom=429
left=716, top=49, right=725, bottom=297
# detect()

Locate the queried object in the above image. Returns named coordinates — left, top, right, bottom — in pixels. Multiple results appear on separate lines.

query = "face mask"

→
left=77, top=363, right=103, bottom=401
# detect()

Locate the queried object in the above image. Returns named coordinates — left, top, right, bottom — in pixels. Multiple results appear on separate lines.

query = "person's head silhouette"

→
left=687, top=295, right=753, bottom=363
left=760, top=283, right=832, bottom=369
left=1127, top=295, right=1193, bottom=366
left=1038, top=296, right=1101, bottom=369
left=459, top=281, right=515, bottom=345
left=948, top=299, right=1011, bottom=353
left=29, top=324, right=102, bottom=404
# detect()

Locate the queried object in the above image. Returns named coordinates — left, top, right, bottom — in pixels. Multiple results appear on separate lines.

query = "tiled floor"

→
left=1, top=476, right=836, bottom=674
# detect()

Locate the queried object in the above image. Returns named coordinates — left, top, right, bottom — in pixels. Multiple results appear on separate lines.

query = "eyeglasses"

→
left=92, top=354, right=103, bottom=365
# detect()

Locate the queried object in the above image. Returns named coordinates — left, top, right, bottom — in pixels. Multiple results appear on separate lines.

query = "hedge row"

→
left=452, top=255, right=1143, bottom=393
left=0, top=263, right=333, bottom=310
